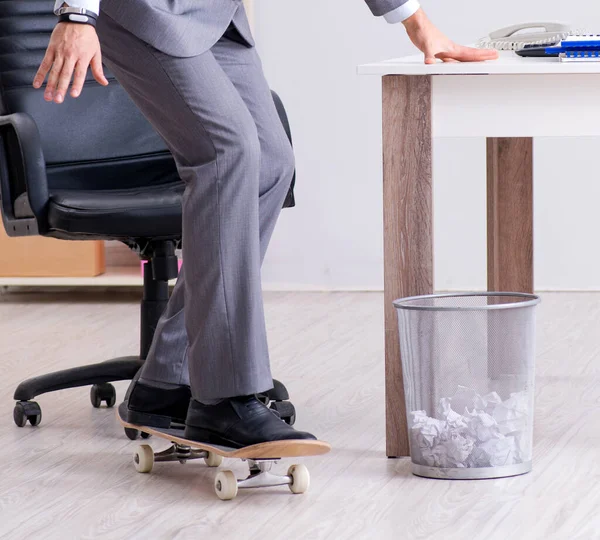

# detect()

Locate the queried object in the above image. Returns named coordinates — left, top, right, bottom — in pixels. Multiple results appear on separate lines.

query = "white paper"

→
left=409, top=386, right=531, bottom=469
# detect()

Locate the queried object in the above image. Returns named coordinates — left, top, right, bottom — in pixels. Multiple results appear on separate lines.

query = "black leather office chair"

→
left=0, top=0, right=297, bottom=434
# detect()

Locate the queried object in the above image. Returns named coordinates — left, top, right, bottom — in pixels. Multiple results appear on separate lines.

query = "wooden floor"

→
left=0, top=290, right=598, bottom=539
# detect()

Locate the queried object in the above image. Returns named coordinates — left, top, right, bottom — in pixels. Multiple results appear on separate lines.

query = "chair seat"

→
left=47, top=182, right=183, bottom=240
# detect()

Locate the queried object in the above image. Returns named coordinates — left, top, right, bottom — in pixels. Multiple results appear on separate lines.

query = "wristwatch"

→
left=55, top=6, right=97, bottom=18
left=55, top=6, right=98, bottom=26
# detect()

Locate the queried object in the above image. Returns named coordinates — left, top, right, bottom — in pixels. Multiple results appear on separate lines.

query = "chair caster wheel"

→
left=90, top=383, right=116, bottom=408
left=124, top=427, right=151, bottom=440
left=13, top=401, right=42, bottom=427
left=265, top=379, right=290, bottom=402
left=257, top=379, right=291, bottom=405
left=270, top=401, right=296, bottom=426
left=124, top=427, right=140, bottom=440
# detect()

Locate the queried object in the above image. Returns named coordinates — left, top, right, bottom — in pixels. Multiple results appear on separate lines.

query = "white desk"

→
left=359, top=51, right=600, bottom=458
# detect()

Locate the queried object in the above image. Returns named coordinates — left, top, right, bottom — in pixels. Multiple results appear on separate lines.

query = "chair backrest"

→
left=0, top=0, right=178, bottom=191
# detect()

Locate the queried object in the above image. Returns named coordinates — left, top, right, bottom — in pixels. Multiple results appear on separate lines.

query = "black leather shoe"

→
left=125, top=379, right=191, bottom=428
left=184, top=396, right=316, bottom=448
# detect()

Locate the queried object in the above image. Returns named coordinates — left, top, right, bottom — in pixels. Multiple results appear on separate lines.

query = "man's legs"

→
left=96, top=14, right=298, bottom=420
left=109, top=26, right=295, bottom=400
left=137, top=30, right=294, bottom=389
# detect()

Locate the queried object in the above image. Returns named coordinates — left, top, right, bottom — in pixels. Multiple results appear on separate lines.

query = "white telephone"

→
left=476, top=22, right=585, bottom=51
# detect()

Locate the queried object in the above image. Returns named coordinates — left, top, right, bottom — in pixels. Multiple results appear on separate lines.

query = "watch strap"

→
left=57, top=12, right=97, bottom=27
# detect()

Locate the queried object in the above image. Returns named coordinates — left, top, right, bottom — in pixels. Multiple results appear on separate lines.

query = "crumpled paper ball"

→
left=409, top=386, right=531, bottom=469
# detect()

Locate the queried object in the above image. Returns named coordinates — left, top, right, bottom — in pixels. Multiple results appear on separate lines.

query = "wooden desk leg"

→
left=382, top=75, right=433, bottom=458
left=487, top=138, right=534, bottom=293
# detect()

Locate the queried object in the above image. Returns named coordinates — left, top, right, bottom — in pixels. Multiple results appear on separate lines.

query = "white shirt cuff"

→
left=383, top=0, right=421, bottom=24
left=53, top=0, right=100, bottom=17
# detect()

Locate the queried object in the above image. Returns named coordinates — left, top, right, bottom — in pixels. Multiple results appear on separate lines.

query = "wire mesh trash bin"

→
left=394, top=292, right=541, bottom=480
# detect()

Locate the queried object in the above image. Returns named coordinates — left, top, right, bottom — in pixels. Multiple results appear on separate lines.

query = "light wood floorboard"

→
left=0, top=291, right=598, bottom=539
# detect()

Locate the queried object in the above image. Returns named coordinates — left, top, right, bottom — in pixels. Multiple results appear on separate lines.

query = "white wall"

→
left=255, top=1, right=600, bottom=291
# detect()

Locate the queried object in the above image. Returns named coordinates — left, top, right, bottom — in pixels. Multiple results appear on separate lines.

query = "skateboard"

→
left=117, top=402, right=331, bottom=500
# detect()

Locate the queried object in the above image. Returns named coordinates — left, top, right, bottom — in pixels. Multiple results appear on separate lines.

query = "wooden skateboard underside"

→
left=117, top=403, right=331, bottom=459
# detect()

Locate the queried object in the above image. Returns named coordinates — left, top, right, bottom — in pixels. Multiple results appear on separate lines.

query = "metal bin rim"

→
left=393, top=292, right=541, bottom=312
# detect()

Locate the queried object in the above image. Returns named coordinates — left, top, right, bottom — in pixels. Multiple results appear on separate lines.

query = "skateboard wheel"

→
left=288, top=464, right=310, bottom=494
left=134, top=444, right=154, bottom=473
left=204, top=452, right=223, bottom=468
left=215, top=470, right=238, bottom=500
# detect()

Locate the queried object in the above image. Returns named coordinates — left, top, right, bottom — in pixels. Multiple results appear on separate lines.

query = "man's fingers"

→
left=70, top=61, right=88, bottom=98
left=35, top=25, right=107, bottom=101
left=424, top=46, right=437, bottom=65
left=33, top=50, right=55, bottom=89
left=438, top=46, right=499, bottom=63
left=55, top=57, right=77, bottom=103
left=90, top=53, right=109, bottom=86
left=44, top=56, right=64, bottom=101
left=71, top=51, right=108, bottom=99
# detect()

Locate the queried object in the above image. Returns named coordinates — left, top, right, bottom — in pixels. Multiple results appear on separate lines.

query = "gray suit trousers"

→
left=96, top=13, right=294, bottom=400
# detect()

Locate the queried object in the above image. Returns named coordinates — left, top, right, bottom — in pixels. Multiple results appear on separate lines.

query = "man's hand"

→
left=33, top=22, right=109, bottom=104
left=403, top=9, right=499, bottom=64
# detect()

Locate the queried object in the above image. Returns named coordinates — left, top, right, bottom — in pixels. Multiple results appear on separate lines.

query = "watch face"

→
left=60, top=7, right=84, bottom=14
left=57, top=7, right=96, bottom=19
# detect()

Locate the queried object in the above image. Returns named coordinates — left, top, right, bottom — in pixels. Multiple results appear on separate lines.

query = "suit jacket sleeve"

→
left=364, top=0, right=411, bottom=17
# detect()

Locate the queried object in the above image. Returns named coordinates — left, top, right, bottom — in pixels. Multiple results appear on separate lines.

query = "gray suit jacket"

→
left=99, top=0, right=410, bottom=58
left=364, top=0, right=410, bottom=17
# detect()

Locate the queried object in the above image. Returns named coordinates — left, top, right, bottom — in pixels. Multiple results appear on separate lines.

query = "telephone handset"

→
left=476, top=22, right=585, bottom=51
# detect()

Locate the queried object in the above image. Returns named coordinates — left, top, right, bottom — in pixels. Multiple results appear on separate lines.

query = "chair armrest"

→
left=0, top=112, right=48, bottom=236
left=271, top=90, right=296, bottom=209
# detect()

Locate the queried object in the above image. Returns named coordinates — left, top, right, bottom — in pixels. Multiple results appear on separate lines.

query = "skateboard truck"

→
left=155, top=444, right=198, bottom=464
left=134, top=442, right=223, bottom=470
left=132, top=442, right=310, bottom=500
left=215, top=460, right=309, bottom=501
left=237, top=460, right=291, bottom=489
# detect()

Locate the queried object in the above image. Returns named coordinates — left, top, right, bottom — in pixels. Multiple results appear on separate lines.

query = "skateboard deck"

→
left=117, top=402, right=331, bottom=500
